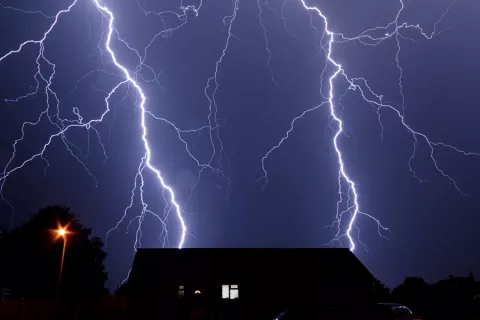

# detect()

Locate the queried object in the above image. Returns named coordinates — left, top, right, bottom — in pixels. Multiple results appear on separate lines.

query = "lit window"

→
left=178, top=285, right=185, bottom=297
left=230, top=285, right=239, bottom=299
left=222, top=285, right=230, bottom=299
left=222, top=284, right=239, bottom=300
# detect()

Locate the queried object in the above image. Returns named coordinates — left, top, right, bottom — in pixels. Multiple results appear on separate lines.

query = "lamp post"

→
left=56, top=227, right=68, bottom=297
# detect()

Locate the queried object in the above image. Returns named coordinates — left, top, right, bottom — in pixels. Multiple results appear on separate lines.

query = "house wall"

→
left=127, top=249, right=375, bottom=319
left=128, top=271, right=373, bottom=319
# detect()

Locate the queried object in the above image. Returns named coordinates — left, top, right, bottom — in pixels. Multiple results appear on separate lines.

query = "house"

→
left=126, top=248, right=376, bottom=320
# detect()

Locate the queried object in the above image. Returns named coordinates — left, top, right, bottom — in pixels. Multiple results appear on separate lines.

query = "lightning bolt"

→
left=92, top=0, right=194, bottom=249
left=198, top=0, right=239, bottom=197
left=2, top=0, right=476, bottom=284
left=0, top=0, right=84, bottom=217
left=0, top=4, right=55, bottom=19
left=257, top=0, right=279, bottom=86
left=0, top=0, right=236, bottom=254
left=257, top=0, right=477, bottom=251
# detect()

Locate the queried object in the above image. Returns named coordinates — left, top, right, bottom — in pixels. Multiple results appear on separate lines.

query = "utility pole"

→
left=56, top=227, right=68, bottom=297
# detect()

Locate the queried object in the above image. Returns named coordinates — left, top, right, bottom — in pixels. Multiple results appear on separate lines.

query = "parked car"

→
left=272, top=303, right=422, bottom=320
left=272, top=306, right=376, bottom=320
left=377, top=303, right=422, bottom=320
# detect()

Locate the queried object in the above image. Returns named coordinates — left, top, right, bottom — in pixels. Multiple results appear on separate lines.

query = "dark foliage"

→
left=391, top=277, right=429, bottom=312
left=114, top=282, right=129, bottom=296
left=430, top=273, right=478, bottom=317
left=372, top=279, right=390, bottom=302
left=390, top=275, right=480, bottom=320
left=0, top=205, right=108, bottom=298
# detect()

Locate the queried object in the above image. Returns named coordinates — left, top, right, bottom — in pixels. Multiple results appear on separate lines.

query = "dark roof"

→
left=129, top=248, right=375, bottom=290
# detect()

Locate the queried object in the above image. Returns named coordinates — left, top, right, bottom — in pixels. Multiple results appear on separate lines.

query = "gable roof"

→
left=129, top=248, right=375, bottom=289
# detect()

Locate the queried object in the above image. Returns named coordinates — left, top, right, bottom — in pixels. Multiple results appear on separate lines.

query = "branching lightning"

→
left=0, top=0, right=235, bottom=253
left=257, top=0, right=279, bottom=86
left=1, top=0, right=478, bottom=286
left=257, top=0, right=479, bottom=251
left=198, top=0, right=239, bottom=198
left=92, top=0, right=192, bottom=249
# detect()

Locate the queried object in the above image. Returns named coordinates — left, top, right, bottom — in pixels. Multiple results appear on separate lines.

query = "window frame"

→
left=222, top=284, right=239, bottom=300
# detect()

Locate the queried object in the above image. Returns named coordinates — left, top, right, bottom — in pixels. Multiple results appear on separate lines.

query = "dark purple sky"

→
left=1, top=0, right=480, bottom=290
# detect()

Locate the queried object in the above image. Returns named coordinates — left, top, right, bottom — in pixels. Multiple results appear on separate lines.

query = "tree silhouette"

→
left=372, top=279, right=390, bottom=302
left=431, top=274, right=477, bottom=319
left=0, top=205, right=108, bottom=298
left=390, top=274, right=480, bottom=320
left=391, top=277, right=429, bottom=316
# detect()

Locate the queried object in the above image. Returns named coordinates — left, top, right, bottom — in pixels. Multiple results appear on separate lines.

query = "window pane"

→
left=230, top=288, right=239, bottom=299
left=222, top=285, right=230, bottom=299
left=230, top=284, right=238, bottom=289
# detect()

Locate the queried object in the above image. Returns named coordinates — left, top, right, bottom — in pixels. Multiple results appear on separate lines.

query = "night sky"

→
left=1, top=0, right=479, bottom=290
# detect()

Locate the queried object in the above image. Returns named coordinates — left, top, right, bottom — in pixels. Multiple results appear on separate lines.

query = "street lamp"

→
left=57, top=228, right=66, bottom=237
left=56, top=226, right=69, bottom=296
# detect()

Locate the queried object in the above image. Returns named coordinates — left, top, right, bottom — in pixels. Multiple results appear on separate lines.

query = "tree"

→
left=372, top=279, right=391, bottom=302
left=0, top=205, right=108, bottom=298
left=432, top=274, right=477, bottom=318
left=392, top=277, right=430, bottom=317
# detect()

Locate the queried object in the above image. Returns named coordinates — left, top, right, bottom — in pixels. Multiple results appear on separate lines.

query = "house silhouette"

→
left=126, top=248, right=376, bottom=320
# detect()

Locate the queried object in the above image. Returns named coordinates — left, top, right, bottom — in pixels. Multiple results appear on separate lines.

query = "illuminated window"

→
left=222, top=285, right=230, bottom=299
left=178, top=285, right=185, bottom=297
left=222, top=284, right=239, bottom=299
left=230, top=285, right=239, bottom=299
